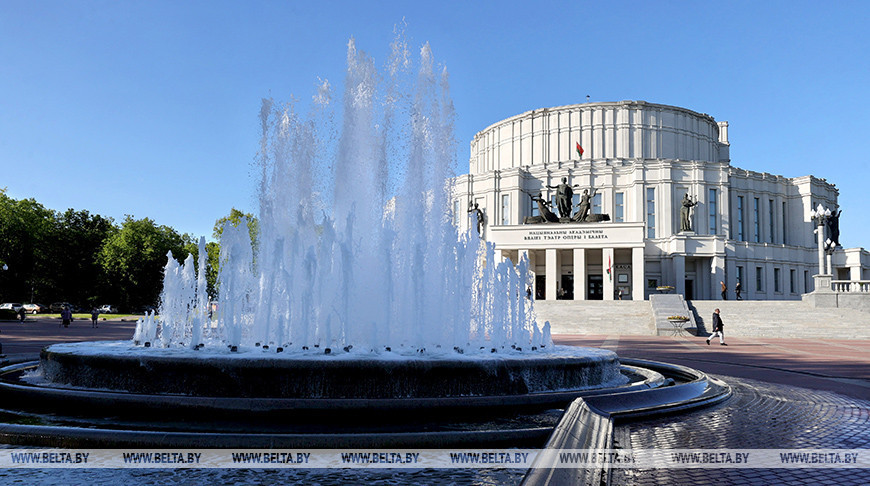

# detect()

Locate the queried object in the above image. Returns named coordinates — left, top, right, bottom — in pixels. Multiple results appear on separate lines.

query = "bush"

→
left=0, top=309, right=19, bottom=320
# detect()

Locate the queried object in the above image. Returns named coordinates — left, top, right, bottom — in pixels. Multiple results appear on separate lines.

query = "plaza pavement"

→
left=2, top=318, right=869, bottom=484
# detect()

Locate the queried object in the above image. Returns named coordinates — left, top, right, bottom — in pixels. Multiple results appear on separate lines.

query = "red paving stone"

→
left=555, top=334, right=870, bottom=401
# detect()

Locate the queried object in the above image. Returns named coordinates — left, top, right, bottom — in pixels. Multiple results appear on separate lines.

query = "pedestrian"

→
left=735, top=281, right=742, bottom=300
left=17, top=307, right=26, bottom=323
left=526, top=286, right=532, bottom=299
left=706, top=308, right=727, bottom=346
left=61, top=306, right=72, bottom=328
left=720, top=281, right=727, bottom=300
left=91, top=308, right=99, bottom=328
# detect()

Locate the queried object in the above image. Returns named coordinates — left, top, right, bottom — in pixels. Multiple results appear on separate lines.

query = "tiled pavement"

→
left=612, top=377, right=870, bottom=485
left=556, top=334, right=870, bottom=485
left=2, top=321, right=869, bottom=484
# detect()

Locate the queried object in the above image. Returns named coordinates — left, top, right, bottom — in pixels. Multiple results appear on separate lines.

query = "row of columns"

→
left=519, top=247, right=646, bottom=301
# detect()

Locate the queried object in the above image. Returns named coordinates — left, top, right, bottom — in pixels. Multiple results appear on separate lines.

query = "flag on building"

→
left=576, top=142, right=584, bottom=158
left=607, top=255, right=612, bottom=280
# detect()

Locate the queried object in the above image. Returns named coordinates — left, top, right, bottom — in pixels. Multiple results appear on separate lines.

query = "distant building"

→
left=454, top=101, right=870, bottom=301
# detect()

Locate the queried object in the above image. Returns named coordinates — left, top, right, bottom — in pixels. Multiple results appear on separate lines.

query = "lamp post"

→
left=809, top=204, right=832, bottom=275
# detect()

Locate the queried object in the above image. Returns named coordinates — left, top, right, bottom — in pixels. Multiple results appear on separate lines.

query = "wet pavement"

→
left=556, top=334, right=870, bottom=485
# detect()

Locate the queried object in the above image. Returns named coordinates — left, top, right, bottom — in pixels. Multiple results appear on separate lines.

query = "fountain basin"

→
left=37, top=342, right=626, bottom=399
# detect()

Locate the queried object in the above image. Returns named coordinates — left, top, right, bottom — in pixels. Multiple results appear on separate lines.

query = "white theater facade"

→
left=454, top=101, right=870, bottom=301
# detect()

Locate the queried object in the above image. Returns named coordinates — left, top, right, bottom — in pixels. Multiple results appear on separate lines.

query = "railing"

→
left=831, top=280, right=870, bottom=293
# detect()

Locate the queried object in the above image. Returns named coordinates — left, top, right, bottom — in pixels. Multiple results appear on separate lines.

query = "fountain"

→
left=0, top=34, right=728, bottom=450
left=38, top=35, right=629, bottom=401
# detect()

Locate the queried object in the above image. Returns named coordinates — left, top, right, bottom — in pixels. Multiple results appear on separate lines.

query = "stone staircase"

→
left=532, top=298, right=870, bottom=339
left=687, top=300, right=870, bottom=339
left=533, top=300, right=654, bottom=335
left=649, top=294, right=696, bottom=336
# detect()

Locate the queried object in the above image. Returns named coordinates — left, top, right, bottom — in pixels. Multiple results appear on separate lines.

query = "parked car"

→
left=0, top=303, right=23, bottom=312
left=98, top=305, right=118, bottom=314
left=50, top=302, right=75, bottom=313
left=22, top=303, right=47, bottom=314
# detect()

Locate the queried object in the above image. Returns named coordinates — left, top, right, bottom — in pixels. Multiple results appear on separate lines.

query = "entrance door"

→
left=535, top=275, right=546, bottom=300
left=587, top=275, right=603, bottom=300
left=685, top=279, right=694, bottom=300
left=561, top=275, right=574, bottom=300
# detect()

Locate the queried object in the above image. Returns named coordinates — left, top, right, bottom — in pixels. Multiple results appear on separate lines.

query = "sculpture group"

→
left=523, top=177, right=610, bottom=224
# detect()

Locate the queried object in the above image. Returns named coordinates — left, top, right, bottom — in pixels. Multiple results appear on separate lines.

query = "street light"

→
left=810, top=204, right=833, bottom=275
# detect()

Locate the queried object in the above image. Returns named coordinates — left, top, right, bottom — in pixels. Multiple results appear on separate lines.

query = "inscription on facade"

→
left=523, top=228, right=609, bottom=242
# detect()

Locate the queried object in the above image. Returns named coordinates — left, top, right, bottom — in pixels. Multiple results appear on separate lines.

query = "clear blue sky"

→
left=2, top=1, right=869, bottom=247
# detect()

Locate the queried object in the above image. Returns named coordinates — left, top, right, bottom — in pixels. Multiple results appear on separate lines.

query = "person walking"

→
left=17, top=307, right=26, bottom=323
left=720, top=281, right=727, bottom=300
left=706, top=308, right=727, bottom=346
left=735, top=281, right=742, bottom=300
left=60, top=306, right=72, bottom=328
left=91, top=308, right=99, bottom=328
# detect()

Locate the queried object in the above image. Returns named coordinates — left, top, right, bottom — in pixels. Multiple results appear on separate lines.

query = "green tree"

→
left=97, top=216, right=190, bottom=311
left=0, top=190, right=57, bottom=303
left=53, top=209, right=116, bottom=308
left=213, top=208, right=259, bottom=249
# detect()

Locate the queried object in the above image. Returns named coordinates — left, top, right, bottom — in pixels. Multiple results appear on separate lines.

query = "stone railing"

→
left=831, top=280, right=870, bottom=293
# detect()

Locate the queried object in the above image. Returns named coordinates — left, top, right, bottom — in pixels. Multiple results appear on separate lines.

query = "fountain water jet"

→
left=36, top=34, right=627, bottom=401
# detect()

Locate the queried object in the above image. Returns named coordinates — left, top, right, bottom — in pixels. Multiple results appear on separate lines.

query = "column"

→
left=573, top=248, right=587, bottom=300
left=712, top=255, right=725, bottom=300
left=603, top=247, right=615, bottom=301
left=545, top=249, right=558, bottom=301
left=850, top=265, right=862, bottom=282
left=632, top=247, right=645, bottom=301
left=674, top=254, right=686, bottom=296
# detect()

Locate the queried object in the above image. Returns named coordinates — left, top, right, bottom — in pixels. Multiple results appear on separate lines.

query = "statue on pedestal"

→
left=523, top=191, right=559, bottom=224
left=680, top=193, right=698, bottom=232
left=546, top=177, right=579, bottom=220
left=825, top=209, right=842, bottom=248
left=468, top=202, right=485, bottom=235
left=572, top=188, right=598, bottom=222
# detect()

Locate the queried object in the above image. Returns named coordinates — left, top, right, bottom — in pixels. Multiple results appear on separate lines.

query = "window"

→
left=531, top=196, right=539, bottom=217
left=501, top=194, right=510, bottom=225
left=768, top=199, right=775, bottom=243
left=774, top=267, right=781, bottom=293
left=782, top=201, right=788, bottom=245
left=615, top=192, right=624, bottom=222
left=756, top=266, right=763, bottom=292
left=804, top=270, right=809, bottom=293
left=708, top=188, right=717, bottom=235
left=790, top=269, right=796, bottom=293
left=737, top=266, right=744, bottom=293
left=592, top=193, right=602, bottom=216
left=753, top=198, right=760, bottom=243
left=737, top=196, right=745, bottom=241
left=646, top=188, right=656, bottom=238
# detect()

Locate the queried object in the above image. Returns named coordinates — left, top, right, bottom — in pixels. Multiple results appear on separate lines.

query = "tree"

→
left=53, top=209, right=116, bottom=307
left=0, top=190, right=57, bottom=303
left=97, top=216, right=189, bottom=311
left=213, top=208, right=259, bottom=250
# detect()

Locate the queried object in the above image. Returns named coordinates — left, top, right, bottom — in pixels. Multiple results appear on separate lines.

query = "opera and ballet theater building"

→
left=454, top=101, right=870, bottom=301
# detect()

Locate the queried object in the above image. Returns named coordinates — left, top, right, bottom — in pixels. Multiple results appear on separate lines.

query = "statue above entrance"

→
left=522, top=186, right=610, bottom=225
left=546, top=177, right=578, bottom=219
left=522, top=191, right=560, bottom=224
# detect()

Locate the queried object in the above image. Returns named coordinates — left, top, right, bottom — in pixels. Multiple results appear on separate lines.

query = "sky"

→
left=2, top=1, right=869, bottom=247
